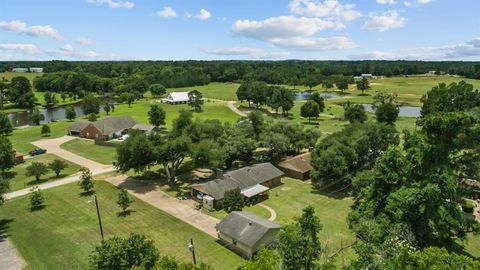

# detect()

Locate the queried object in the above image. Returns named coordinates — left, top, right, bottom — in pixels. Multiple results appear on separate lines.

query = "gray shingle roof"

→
left=68, top=116, right=137, bottom=135
left=217, top=211, right=280, bottom=248
left=191, top=163, right=284, bottom=200
left=277, top=152, right=312, bottom=173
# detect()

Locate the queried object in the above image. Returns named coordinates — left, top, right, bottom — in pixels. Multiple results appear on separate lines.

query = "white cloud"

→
left=349, top=38, right=480, bottom=60
left=194, top=9, right=211, bottom=20
left=75, top=37, right=93, bottom=45
left=202, top=47, right=289, bottom=59
left=403, top=0, right=432, bottom=7
left=0, top=43, right=40, bottom=55
left=156, top=7, right=177, bottom=18
left=376, top=0, right=397, bottom=4
left=416, top=0, right=432, bottom=4
left=0, top=20, right=63, bottom=40
left=289, top=0, right=362, bottom=22
left=232, top=15, right=355, bottom=50
left=404, top=1, right=412, bottom=7
left=87, top=0, right=134, bottom=9
left=46, top=44, right=120, bottom=60
left=362, top=10, right=406, bottom=32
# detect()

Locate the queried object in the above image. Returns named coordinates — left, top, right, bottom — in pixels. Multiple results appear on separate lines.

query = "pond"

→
left=363, top=104, right=421, bottom=118
left=294, top=91, right=340, bottom=101
left=7, top=103, right=104, bottom=127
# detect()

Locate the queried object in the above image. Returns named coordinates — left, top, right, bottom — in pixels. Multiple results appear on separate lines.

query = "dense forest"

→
left=1, top=60, right=480, bottom=87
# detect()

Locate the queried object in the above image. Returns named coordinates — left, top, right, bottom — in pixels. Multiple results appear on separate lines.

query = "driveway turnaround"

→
left=258, top=203, right=277, bottom=221
left=32, top=135, right=110, bottom=172
left=106, top=175, right=220, bottom=237
left=227, top=101, right=247, bottom=117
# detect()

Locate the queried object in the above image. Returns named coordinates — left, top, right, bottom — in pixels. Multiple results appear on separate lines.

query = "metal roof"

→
left=241, top=184, right=269, bottom=198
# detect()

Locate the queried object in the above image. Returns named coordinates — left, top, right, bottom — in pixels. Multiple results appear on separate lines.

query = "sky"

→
left=0, top=0, right=479, bottom=61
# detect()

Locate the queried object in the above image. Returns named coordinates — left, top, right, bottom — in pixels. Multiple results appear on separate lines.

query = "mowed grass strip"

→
left=8, top=154, right=82, bottom=192
left=0, top=181, right=243, bottom=270
left=168, top=82, right=240, bottom=101
left=60, top=139, right=118, bottom=165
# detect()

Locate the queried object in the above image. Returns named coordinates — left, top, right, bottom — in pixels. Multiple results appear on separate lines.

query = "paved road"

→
left=106, top=175, right=220, bottom=237
left=0, top=237, right=25, bottom=270
left=6, top=135, right=116, bottom=200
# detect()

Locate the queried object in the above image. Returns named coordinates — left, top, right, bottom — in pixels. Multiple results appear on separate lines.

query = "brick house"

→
left=68, top=116, right=149, bottom=141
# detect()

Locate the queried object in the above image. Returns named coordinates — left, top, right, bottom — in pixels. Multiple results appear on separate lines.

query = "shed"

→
left=161, top=92, right=189, bottom=104
left=216, top=211, right=280, bottom=258
left=277, top=152, right=312, bottom=180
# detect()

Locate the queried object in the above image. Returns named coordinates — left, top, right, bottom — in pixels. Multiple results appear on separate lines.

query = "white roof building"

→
left=161, top=92, right=190, bottom=104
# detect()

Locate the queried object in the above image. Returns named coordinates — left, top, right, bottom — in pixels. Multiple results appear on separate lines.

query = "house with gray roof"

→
left=191, top=163, right=284, bottom=210
left=216, top=211, right=280, bottom=258
left=67, top=115, right=155, bottom=141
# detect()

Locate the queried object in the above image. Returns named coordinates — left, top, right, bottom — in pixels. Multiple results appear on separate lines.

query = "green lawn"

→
left=0, top=72, right=42, bottom=84
left=8, top=154, right=82, bottom=192
left=60, top=139, right=118, bottom=165
left=0, top=181, right=243, bottom=270
left=108, top=99, right=240, bottom=128
left=168, top=82, right=240, bottom=101
left=9, top=121, right=71, bottom=154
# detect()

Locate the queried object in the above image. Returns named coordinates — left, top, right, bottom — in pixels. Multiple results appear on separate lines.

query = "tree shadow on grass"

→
left=30, top=205, right=46, bottom=212
left=117, top=209, right=135, bottom=218
left=310, top=182, right=350, bottom=200
left=0, top=219, right=14, bottom=242
left=79, top=190, right=96, bottom=197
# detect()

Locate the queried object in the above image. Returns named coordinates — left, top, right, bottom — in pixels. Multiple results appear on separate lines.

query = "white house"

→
left=161, top=92, right=190, bottom=104
left=12, top=68, right=29, bottom=73
left=29, top=68, right=43, bottom=73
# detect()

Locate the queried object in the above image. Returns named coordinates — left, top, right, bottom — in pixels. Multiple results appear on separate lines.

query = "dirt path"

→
left=0, top=237, right=25, bottom=270
left=105, top=175, right=220, bottom=237
left=226, top=101, right=247, bottom=117
left=258, top=203, right=277, bottom=221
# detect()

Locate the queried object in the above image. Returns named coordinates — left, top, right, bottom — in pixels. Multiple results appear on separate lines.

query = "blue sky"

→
left=0, top=0, right=479, bottom=61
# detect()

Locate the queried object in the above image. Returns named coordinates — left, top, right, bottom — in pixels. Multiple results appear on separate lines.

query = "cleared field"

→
left=60, top=139, right=118, bottom=165
left=0, top=181, right=243, bottom=270
left=0, top=72, right=42, bottom=84
left=8, top=154, right=82, bottom=192
left=168, top=82, right=240, bottom=101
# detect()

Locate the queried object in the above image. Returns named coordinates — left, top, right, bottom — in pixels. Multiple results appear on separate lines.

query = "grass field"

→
left=0, top=181, right=243, bottom=270
left=168, top=82, right=240, bottom=101
left=60, top=139, right=118, bottom=165
left=9, top=121, right=71, bottom=154
left=8, top=154, right=82, bottom=192
left=108, top=99, right=240, bottom=128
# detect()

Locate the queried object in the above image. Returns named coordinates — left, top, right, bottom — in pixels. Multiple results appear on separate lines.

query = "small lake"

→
left=294, top=92, right=339, bottom=101
left=363, top=104, right=421, bottom=118
left=8, top=103, right=104, bottom=127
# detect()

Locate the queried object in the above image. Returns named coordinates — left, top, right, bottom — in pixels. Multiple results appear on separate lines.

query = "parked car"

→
left=29, top=148, right=47, bottom=156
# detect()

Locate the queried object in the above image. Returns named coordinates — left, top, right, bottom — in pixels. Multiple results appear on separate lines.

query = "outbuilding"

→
left=276, top=152, right=312, bottom=180
left=161, top=92, right=190, bottom=104
left=216, top=211, right=281, bottom=258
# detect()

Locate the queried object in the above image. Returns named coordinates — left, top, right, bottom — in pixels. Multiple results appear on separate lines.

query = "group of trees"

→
left=236, top=81, right=294, bottom=116
left=0, top=76, right=37, bottom=109
left=117, top=109, right=320, bottom=184
left=25, top=159, right=68, bottom=181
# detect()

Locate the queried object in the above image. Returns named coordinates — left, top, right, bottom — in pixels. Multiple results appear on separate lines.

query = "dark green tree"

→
left=30, top=108, right=45, bottom=125
left=335, top=79, right=349, bottom=94
left=0, top=136, right=15, bottom=172
left=223, top=188, right=245, bottom=213
left=82, top=93, right=100, bottom=114
left=247, top=110, right=265, bottom=139
left=88, top=113, right=98, bottom=122
left=41, top=124, right=51, bottom=136
left=25, top=162, right=49, bottom=182
left=116, top=133, right=156, bottom=174
left=29, top=187, right=45, bottom=211
left=9, top=76, right=36, bottom=108
left=375, top=103, right=399, bottom=124
left=117, top=188, right=134, bottom=213
left=89, top=233, right=159, bottom=270
left=240, top=247, right=279, bottom=270
left=148, top=104, right=166, bottom=128
left=120, top=92, right=135, bottom=108
left=103, top=103, right=111, bottom=115
left=309, top=92, right=325, bottom=112
left=356, top=77, right=370, bottom=95
left=0, top=111, right=13, bottom=135
left=65, top=105, right=76, bottom=121
left=0, top=174, right=10, bottom=205
left=300, top=100, right=320, bottom=123
left=155, top=135, right=191, bottom=184
left=78, top=167, right=95, bottom=194
left=188, top=90, right=204, bottom=112
left=149, top=84, right=166, bottom=97
left=48, top=159, right=68, bottom=177
left=44, top=92, right=57, bottom=108
left=344, top=104, right=367, bottom=123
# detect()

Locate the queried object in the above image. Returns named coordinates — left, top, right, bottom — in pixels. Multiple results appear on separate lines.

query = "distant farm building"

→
left=216, top=211, right=281, bottom=258
left=277, top=152, right=312, bottom=180
left=11, top=67, right=43, bottom=73
left=161, top=92, right=189, bottom=104
left=355, top=74, right=377, bottom=80
left=191, top=163, right=284, bottom=210
left=67, top=115, right=154, bottom=141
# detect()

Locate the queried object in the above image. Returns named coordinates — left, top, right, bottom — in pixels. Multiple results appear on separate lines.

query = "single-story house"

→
left=29, top=67, right=44, bottom=73
left=12, top=68, right=29, bottom=73
left=67, top=116, right=155, bottom=141
left=276, top=152, right=312, bottom=180
left=161, top=92, right=189, bottom=104
left=216, top=211, right=281, bottom=258
left=191, top=163, right=284, bottom=210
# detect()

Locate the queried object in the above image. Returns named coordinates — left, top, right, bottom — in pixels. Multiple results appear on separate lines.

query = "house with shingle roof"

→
left=216, top=211, right=280, bottom=258
left=191, top=163, right=284, bottom=210
left=67, top=116, right=155, bottom=141
left=277, top=152, right=312, bottom=180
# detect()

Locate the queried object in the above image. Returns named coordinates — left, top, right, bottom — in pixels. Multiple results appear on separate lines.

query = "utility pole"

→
left=94, top=195, right=104, bottom=241
left=188, top=238, right=196, bottom=265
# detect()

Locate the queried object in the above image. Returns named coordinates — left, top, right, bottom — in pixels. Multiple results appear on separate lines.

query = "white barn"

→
left=161, top=92, right=190, bottom=104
